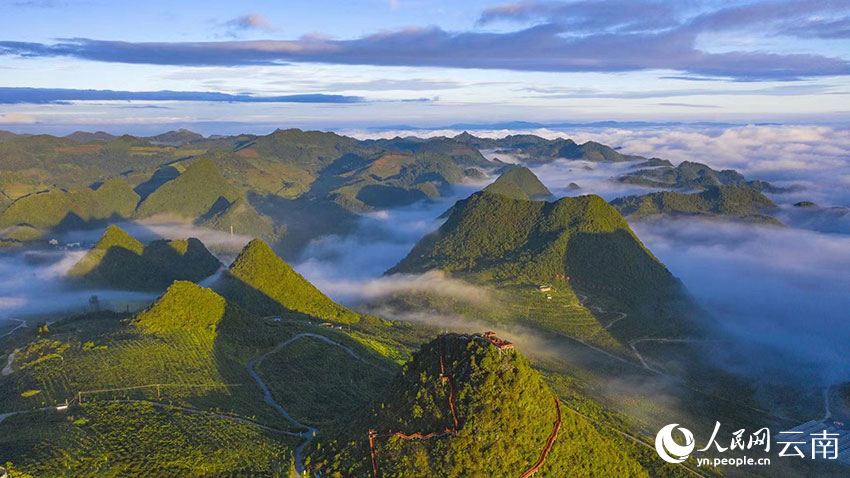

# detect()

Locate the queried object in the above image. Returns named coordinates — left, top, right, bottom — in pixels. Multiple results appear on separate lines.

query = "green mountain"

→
left=136, top=158, right=240, bottom=219
left=68, top=225, right=221, bottom=291
left=0, top=179, right=139, bottom=233
left=132, top=280, right=253, bottom=336
left=483, top=166, right=552, bottom=200
left=452, top=132, right=644, bottom=163
left=369, top=135, right=492, bottom=168
left=219, top=238, right=361, bottom=323
left=310, top=333, right=647, bottom=477
left=389, top=191, right=679, bottom=304
left=618, top=160, right=783, bottom=192
left=196, top=196, right=279, bottom=240
left=66, top=131, right=118, bottom=143
left=610, top=186, right=779, bottom=222
left=145, top=129, right=204, bottom=146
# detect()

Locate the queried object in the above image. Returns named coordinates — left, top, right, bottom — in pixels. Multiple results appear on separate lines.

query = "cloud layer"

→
left=1, top=1, right=848, bottom=80
left=0, top=87, right=364, bottom=105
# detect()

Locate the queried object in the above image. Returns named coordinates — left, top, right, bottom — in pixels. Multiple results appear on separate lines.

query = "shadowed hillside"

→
left=136, top=158, right=240, bottom=219
left=219, top=238, right=362, bottom=323
left=390, top=191, right=680, bottom=305
left=618, top=160, right=784, bottom=192
left=68, top=225, right=221, bottom=291
left=0, top=180, right=139, bottom=232
left=611, top=185, right=781, bottom=224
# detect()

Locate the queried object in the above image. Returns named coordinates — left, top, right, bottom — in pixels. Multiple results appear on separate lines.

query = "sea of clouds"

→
left=2, top=124, right=848, bottom=390
left=329, top=124, right=850, bottom=387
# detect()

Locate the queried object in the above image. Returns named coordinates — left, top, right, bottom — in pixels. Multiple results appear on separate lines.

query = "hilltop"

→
left=219, top=238, right=362, bottom=323
left=132, top=280, right=254, bottom=336
left=389, top=191, right=679, bottom=304
left=483, top=166, right=552, bottom=200
left=310, top=333, right=648, bottom=477
left=618, top=160, right=784, bottom=192
left=452, top=132, right=645, bottom=163
left=136, top=158, right=241, bottom=219
left=68, top=225, right=221, bottom=291
left=0, top=179, right=139, bottom=233
left=610, top=186, right=781, bottom=224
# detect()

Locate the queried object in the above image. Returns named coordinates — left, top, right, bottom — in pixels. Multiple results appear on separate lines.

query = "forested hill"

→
left=610, top=185, right=781, bottom=224
left=310, top=332, right=648, bottom=477
left=483, top=166, right=553, bottom=200
left=218, top=238, right=363, bottom=323
left=67, top=225, right=221, bottom=291
left=389, top=191, right=680, bottom=304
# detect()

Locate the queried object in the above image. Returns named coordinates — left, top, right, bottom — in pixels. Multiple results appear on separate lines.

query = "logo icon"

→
left=656, top=424, right=695, bottom=464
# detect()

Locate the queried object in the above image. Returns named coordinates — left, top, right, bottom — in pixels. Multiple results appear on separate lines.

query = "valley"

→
left=0, top=128, right=847, bottom=477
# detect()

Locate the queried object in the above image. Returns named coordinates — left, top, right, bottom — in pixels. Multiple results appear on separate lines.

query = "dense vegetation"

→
left=390, top=191, right=680, bottom=305
left=483, top=166, right=552, bottom=200
left=257, top=335, right=392, bottom=426
left=220, top=238, right=362, bottom=323
left=135, top=158, right=241, bottom=219
left=0, top=272, right=432, bottom=475
left=452, top=132, right=645, bottom=162
left=0, top=179, right=138, bottom=233
left=310, top=334, right=648, bottom=477
left=68, top=225, right=221, bottom=291
left=618, top=160, right=783, bottom=192
left=610, top=185, right=781, bottom=224
left=0, top=402, right=297, bottom=477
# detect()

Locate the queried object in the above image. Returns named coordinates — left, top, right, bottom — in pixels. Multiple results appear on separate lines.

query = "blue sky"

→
left=0, top=0, right=849, bottom=133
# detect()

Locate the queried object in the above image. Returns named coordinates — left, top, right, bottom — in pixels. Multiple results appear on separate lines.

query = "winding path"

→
left=0, top=318, right=26, bottom=339
left=2, top=351, right=15, bottom=376
left=247, top=332, right=380, bottom=477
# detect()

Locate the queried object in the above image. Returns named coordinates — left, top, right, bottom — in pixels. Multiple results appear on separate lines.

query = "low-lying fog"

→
left=2, top=124, right=847, bottom=392
left=330, top=124, right=850, bottom=388
left=0, top=221, right=249, bottom=324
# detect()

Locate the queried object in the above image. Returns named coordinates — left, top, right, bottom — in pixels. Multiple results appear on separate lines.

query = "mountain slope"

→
left=483, top=166, right=552, bottom=200
left=219, top=238, right=361, bottom=323
left=136, top=158, right=240, bottom=219
left=452, top=132, right=644, bottom=163
left=390, top=191, right=679, bottom=304
left=196, top=196, right=278, bottom=239
left=611, top=186, right=779, bottom=221
left=310, top=333, right=648, bottom=477
left=68, top=225, right=221, bottom=291
left=0, top=179, right=139, bottom=231
left=618, top=160, right=783, bottom=192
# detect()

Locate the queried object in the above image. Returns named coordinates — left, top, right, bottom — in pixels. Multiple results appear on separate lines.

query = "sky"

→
left=0, top=0, right=849, bottom=133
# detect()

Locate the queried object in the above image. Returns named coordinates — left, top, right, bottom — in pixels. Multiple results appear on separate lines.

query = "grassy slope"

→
left=0, top=402, right=298, bottom=477
left=0, top=273, right=437, bottom=475
left=0, top=179, right=139, bottom=230
left=483, top=166, right=552, bottom=200
left=196, top=196, right=278, bottom=240
left=136, top=158, right=240, bottom=219
left=221, top=238, right=362, bottom=323
left=257, top=335, right=393, bottom=426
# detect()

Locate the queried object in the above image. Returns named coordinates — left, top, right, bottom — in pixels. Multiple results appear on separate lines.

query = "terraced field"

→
left=257, top=335, right=393, bottom=426
left=0, top=401, right=299, bottom=477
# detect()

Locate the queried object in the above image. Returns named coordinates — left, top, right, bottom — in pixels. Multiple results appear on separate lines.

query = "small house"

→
left=538, top=285, right=552, bottom=293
